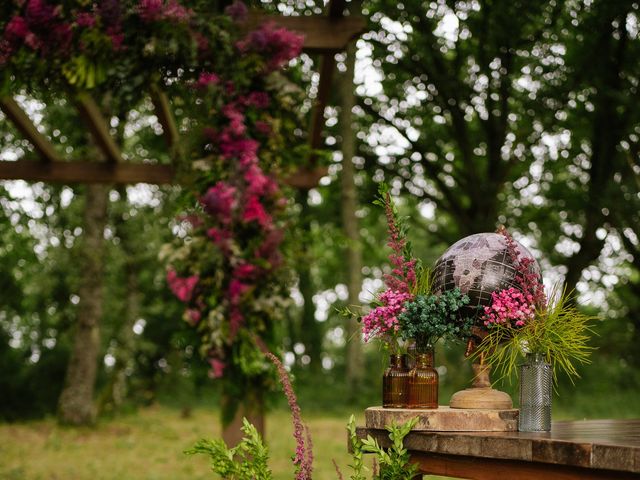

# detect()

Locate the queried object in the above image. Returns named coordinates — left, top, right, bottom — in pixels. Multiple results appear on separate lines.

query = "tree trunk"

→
left=297, top=192, right=323, bottom=371
left=339, top=39, right=365, bottom=392
left=58, top=184, right=109, bottom=425
left=109, top=191, right=140, bottom=410
left=101, top=232, right=139, bottom=412
left=221, top=391, right=265, bottom=447
left=563, top=7, right=628, bottom=295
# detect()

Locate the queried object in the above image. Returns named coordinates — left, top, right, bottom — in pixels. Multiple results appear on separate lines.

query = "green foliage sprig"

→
left=354, top=417, right=419, bottom=480
left=186, top=418, right=272, bottom=480
left=189, top=415, right=420, bottom=480
left=398, top=289, right=474, bottom=351
left=411, top=265, right=434, bottom=297
left=346, top=414, right=368, bottom=480
left=475, top=284, right=596, bottom=383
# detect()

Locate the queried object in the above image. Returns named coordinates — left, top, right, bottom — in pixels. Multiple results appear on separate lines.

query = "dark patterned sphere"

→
left=432, top=233, right=541, bottom=323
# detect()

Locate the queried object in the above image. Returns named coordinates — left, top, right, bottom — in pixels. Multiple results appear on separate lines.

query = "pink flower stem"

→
left=255, top=337, right=312, bottom=479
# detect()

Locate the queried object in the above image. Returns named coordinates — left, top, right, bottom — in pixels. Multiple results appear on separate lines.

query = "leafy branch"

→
left=358, top=418, right=419, bottom=480
left=185, top=418, right=272, bottom=480
left=474, top=284, right=597, bottom=383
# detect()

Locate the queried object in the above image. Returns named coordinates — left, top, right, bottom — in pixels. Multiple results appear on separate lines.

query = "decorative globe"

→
left=432, top=232, right=541, bottom=324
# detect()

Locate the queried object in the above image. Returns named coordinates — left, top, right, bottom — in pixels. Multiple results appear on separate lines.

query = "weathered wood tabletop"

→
left=357, top=418, right=640, bottom=479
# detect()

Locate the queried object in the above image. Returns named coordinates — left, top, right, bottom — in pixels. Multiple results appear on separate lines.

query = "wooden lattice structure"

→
left=0, top=1, right=365, bottom=188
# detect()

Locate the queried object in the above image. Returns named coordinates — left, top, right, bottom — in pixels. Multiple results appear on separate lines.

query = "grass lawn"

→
left=2, top=390, right=638, bottom=480
left=0, top=405, right=374, bottom=480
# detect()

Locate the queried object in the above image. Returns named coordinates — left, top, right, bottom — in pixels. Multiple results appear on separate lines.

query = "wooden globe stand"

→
left=450, top=333, right=513, bottom=410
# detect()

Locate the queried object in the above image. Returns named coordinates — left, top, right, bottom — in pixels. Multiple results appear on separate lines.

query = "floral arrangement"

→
left=350, top=185, right=475, bottom=356
left=475, top=227, right=595, bottom=381
left=1, top=1, right=308, bottom=423
left=356, top=185, right=418, bottom=353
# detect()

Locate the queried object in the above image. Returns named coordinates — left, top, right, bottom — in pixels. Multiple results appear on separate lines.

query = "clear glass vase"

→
left=382, top=354, right=410, bottom=408
left=408, top=349, right=438, bottom=409
left=519, top=352, right=552, bottom=432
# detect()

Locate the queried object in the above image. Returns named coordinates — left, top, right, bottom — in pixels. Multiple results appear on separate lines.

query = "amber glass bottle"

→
left=382, top=354, right=410, bottom=408
left=408, top=349, right=438, bottom=409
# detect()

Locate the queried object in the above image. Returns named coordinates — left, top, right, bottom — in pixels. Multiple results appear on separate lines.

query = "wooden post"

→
left=339, top=35, right=365, bottom=393
left=58, top=183, right=109, bottom=425
left=221, top=392, right=265, bottom=447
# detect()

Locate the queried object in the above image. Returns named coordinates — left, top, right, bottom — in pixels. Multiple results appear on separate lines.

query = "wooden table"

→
left=357, top=419, right=640, bottom=479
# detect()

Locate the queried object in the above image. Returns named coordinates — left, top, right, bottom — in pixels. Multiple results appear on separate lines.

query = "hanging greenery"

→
left=1, top=0, right=308, bottom=423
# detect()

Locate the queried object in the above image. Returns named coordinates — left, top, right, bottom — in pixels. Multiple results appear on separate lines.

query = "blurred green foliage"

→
left=0, top=0, right=639, bottom=422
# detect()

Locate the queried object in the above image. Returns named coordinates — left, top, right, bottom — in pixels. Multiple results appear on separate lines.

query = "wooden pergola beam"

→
left=0, top=160, right=174, bottom=185
left=150, top=86, right=179, bottom=150
left=306, top=0, right=347, bottom=161
left=245, top=13, right=365, bottom=53
left=0, top=160, right=329, bottom=187
left=310, top=56, right=337, bottom=153
left=282, top=0, right=351, bottom=190
left=0, top=97, right=61, bottom=163
left=76, top=94, right=123, bottom=164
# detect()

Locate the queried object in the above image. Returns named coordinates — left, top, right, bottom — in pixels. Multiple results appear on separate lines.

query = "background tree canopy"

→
left=0, top=0, right=639, bottom=430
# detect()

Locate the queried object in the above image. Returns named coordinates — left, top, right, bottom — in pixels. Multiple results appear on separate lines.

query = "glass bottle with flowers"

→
left=344, top=185, right=419, bottom=408
left=474, top=227, right=596, bottom=431
left=398, top=276, right=474, bottom=409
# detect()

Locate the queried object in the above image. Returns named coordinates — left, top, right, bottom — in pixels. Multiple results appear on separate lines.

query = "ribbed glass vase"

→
left=408, top=349, right=438, bottom=409
left=519, top=353, right=552, bottom=432
left=382, top=354, right=410, bottom=408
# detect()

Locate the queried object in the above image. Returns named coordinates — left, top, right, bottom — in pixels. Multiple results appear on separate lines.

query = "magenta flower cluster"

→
left=481, top=227, right=547, bottom=330
left=224, top=1, right=249, bottom=23
left=500, top=226, right=546, bottom=308
left=237, top=22, right=305, bottom=70
left=482, top=288, right=535, bottom=327
left=1, top=0, right=73, bottom=59
left=138, top=0, right=193, bottom=23
left=166, top=269, right=199, bottom=303
left=361, top=290, right=413, bottom=342
left=0, top=0, right=196, bottom=66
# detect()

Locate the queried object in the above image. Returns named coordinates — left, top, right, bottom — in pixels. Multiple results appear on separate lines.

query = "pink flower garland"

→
left=162, top=6, right=303, bottom=378
left=1, top=0, right=303, bottom=383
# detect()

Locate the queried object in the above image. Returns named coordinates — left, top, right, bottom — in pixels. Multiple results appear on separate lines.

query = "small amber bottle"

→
left=382, top=354, right=410, bottom=408
left=408, top=349, right=439, bottom=409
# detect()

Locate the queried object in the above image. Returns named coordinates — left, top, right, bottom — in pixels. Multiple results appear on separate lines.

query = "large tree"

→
left=361, top=0, right=562, bottom=240
left=360, top=0, right=639, bottom=298
left=531, top=0, right=640, bottom=294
